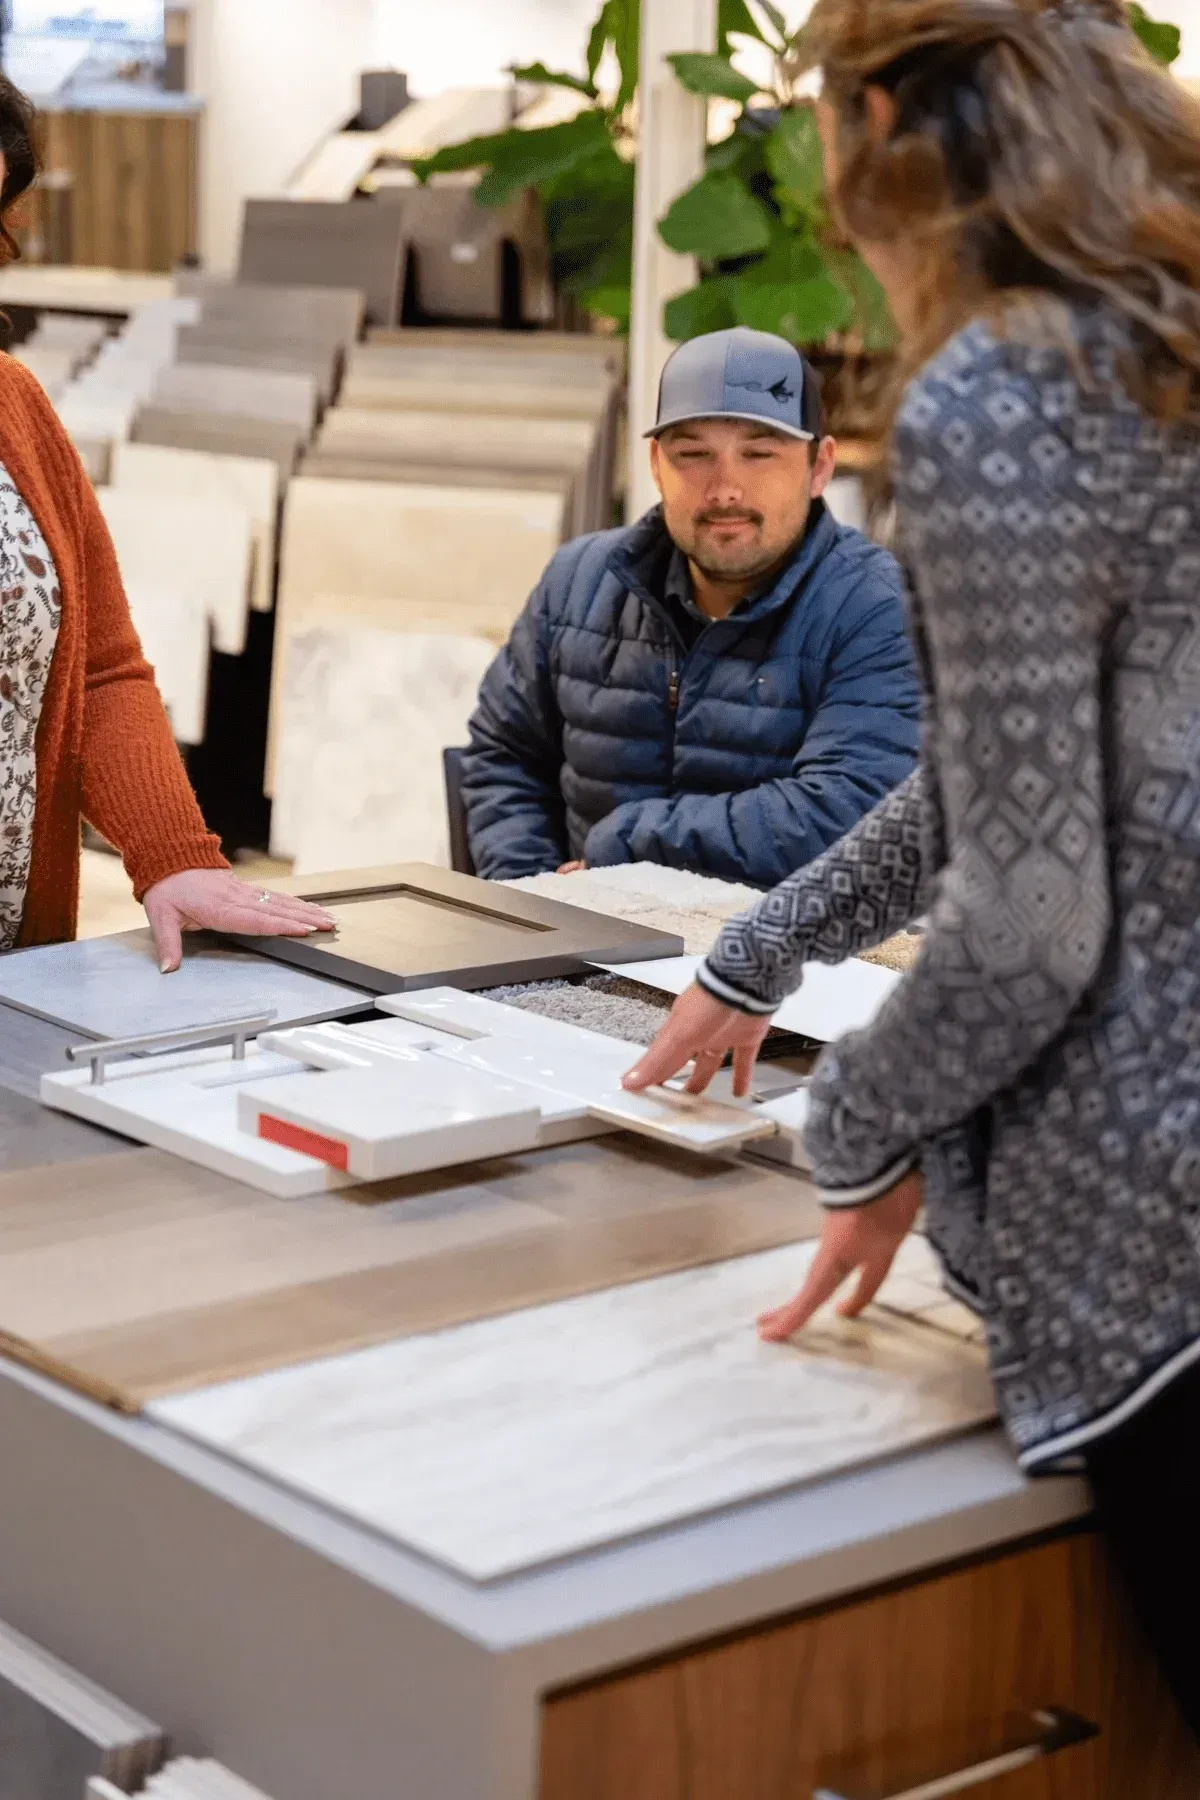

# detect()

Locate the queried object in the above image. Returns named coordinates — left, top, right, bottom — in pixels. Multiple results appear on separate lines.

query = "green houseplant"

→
left=415, top=0, right=1181, bottom=343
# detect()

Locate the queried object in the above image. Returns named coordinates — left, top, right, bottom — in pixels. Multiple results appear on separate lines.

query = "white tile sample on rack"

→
left=595, top=954, right=904, bottom=1043
left=0, top=928, right=368, bottom=1040
left=98, top=487, right=255, bottom=656
left=123, top=581, right=210, bottom=746
left=111, top=439, right=280, bottom=615
left=150, top=1237, right=995, bottom=1581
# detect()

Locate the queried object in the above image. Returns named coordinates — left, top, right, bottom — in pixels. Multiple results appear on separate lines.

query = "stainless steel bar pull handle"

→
left=815, top=1708, right=1099, bottom=1800
left=66, top=1013, right=276, bottom=1085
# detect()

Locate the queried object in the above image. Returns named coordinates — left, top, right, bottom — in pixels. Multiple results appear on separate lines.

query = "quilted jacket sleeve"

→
left=582, top=556, right=921, bottom=887
left=461, top=568, right=570, bottom=879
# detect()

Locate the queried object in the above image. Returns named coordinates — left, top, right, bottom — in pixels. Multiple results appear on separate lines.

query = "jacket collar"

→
left=607, top=500, right=839, bottom=625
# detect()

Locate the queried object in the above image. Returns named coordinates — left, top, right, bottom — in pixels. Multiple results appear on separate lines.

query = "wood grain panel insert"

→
left=539, top=1534, right=1200, bottom=1800
left=0, top=1140, right=822, bottom=1410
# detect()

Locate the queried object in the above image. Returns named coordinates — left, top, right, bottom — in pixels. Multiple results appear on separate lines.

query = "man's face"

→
left=650, top=417, right=836, bottom=583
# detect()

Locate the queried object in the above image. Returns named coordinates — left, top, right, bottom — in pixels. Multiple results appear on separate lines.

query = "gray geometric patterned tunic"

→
left=700, top=313, right=1200, bottom=1469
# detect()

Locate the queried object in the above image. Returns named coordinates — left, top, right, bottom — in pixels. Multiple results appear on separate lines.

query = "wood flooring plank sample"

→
left=0, top=1141, right=822, bottom=1409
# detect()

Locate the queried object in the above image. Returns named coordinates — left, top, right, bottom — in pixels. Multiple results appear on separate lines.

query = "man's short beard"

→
left=690, top=538, right=779, bottom=582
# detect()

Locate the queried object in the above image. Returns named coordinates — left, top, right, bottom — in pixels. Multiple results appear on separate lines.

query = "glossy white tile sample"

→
left=589, top=1085, right=778, bottom=1154
left=236, top=1054, right=543, bottom=1180
left=122, top=581, right=209, bottom=746
left=151, top=1237, right=995, bottom=1580
left=595, top=954, right=903, bottom=1043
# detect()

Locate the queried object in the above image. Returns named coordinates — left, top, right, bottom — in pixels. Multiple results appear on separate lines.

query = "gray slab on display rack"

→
left=230, top=864, right=686, bottom=994
left=0, top=1615, right=163, bottom=1798
left=131, top=407, right=306, bottom=480
left=0, top=931, right=372, bottom=1042
left=238, top=199, right=407, bottom=327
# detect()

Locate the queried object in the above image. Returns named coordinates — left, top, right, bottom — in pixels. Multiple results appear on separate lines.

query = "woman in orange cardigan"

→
left=0, top=79, right=333, bottom=970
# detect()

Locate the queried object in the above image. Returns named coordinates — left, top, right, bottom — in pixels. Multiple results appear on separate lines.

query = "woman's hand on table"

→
left=144, top=870, right=337, bottom=974
left=622, top=981, right=773, bottom=1099
left=757, top=1172, right=925, bottom=1342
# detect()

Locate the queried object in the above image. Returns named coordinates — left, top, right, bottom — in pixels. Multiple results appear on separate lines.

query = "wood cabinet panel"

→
left=540, top=1533, right=1200, bottom=1800
left=35, top=109, right=197, bottom=273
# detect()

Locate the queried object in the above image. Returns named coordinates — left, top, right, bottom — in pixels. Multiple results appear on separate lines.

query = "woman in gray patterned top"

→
left=627, top=0, right=1200, bottom=1736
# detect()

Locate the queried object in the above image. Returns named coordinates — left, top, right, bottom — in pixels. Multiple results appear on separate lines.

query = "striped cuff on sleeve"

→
left=696, top=959, right=780, bottom=1017
left=818, top=1150, right=919, bottom=1209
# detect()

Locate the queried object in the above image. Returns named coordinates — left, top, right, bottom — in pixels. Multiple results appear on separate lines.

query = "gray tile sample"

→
left=0, top=1081, right=129, bottom=1167
left=177, top=274, right=365, bottom=353
left=174, top=329, right=339, bottom=403
left=151, top=364, right=319, bottom=433
left=0, top=931, right=371, bottom=1041
left=0, top=1614, right=163, bottom=1796
left=238, top=199, right=406, bottom=326
left=132, top=407, right=304, bottom=481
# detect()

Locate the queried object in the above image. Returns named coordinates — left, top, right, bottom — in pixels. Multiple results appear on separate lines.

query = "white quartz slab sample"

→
left=41, top=1045, right=354, bottom=1199
left=150, top=1237, right=995, bottom=1581
left=594, top=953, right=904, bottom=1043
left=236, top=1054, right=543, bottom=1181
left=98, top=486, right=255, bottom=656
left=0, top=929, right=368, bottom=1040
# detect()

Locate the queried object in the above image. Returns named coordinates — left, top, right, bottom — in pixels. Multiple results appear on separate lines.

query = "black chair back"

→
left=443, top=747, right=476, bottom=876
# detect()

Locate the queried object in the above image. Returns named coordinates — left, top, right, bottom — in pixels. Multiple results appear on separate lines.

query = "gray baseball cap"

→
left=646, top=326, right=819, bottom=442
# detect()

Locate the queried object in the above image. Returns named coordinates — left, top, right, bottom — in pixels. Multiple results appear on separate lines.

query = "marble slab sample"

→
left=269, top=626, right=496, bottom=865
left=269, top=479, right=563, bottom=790
left=595, top=953, right=904, bottom=1045
left=238, top=1055, right=544, bottom=1181
left=111, top=439, right=280, bottom=614
left=98, top=487, right=255, bottom=657
left=151, top=1238, right=995, bottom=1581
left=0, top=928, right=369, bottom=1041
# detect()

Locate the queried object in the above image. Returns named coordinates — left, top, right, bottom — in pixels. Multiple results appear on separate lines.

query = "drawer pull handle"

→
left=815, top=1707, right=1099, bottom=1800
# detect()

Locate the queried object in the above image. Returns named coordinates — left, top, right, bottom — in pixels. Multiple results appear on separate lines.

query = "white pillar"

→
left=626, top=0, right=718, bottom=518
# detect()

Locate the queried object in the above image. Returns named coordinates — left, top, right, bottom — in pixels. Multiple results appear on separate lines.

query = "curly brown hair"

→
left=802, top=0, right=1200, bottom=420
left=0, top=74, right=38, bottom=262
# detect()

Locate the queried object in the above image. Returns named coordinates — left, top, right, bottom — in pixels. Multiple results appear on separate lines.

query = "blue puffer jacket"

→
left=462, top=502, right=921, bottom=888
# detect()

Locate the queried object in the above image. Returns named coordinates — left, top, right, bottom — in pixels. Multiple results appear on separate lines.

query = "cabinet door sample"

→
left=226, top=864, right=686, bottom=993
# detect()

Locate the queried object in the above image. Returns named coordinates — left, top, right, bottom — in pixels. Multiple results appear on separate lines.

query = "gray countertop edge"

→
left=0, top=1352, right=1091, bottom=1692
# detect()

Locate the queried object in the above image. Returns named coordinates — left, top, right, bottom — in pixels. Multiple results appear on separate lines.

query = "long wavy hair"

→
left=0, top=74, right=38, bottom=262
left=802, top=0, right=1200, bottom=422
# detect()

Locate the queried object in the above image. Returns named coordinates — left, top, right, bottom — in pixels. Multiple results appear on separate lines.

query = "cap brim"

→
left=645, top=410, right=815, bottom=442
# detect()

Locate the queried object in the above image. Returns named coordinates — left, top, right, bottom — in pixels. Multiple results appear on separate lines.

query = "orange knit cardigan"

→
left=1, top=355, right=228, bottom=949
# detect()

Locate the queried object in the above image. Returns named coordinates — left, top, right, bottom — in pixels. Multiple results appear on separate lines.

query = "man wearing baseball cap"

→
left=461, top=327, right=919, bottom=888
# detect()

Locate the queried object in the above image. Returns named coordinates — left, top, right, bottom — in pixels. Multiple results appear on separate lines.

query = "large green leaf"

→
left=718, top=0, right=768, bottom=53
left=1126, top=2, right=1181, bottom=63
left=663, top=278, right=738, bottom=341
left=510, top=61, right=598, bottom=97
left=659, top=171, right=775, bottom=258
left=579, top=282, right=632, bottom=328
left=458, top=112, right=612, bottom=207
left=765, top=107, right=825, bottom=214
left=729, top=270, right=852, bottom=343
left=667, top=52, right=759, bottom=103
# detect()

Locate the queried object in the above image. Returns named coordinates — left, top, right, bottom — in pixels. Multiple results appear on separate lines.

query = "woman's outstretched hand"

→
left=144, top=870, right=337, bottom=974
left=622, top=982, right=774, bottom=1099
left=757, top=1172, right=925, bottom=1341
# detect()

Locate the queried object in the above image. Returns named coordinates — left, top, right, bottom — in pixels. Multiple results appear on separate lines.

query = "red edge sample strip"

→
left=257, top=1114, right=351, bottom=1171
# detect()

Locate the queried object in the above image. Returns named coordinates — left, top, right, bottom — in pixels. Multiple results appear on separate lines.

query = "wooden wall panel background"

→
left=34, top=110, right=197, bottom=272
left=540, top=1534, right=1200, bottom=1800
